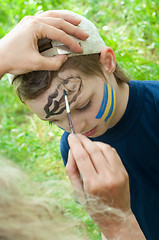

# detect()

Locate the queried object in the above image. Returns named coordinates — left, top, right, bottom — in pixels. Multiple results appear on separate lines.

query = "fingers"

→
left=68, top=134, right=97, bottom=180
left=94, top=141, right=127, bottom=174
left=35, top=22, right=84, bottom=53
left=23, top=16, right=88, bottom=53
left=35, top=10, right=81, bottom=26
left=74, top=134, right=111, bottom=174
left=76, top=134, right=127, bottom=174
left=68, top=133, right=128, bottom=184
left=36, top=17, right=88, bottom=40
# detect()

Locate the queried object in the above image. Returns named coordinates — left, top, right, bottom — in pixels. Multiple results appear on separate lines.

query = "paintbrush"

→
left=63, top=89, right=88, bottom=207
left=63, top=90, right=75, bottom=133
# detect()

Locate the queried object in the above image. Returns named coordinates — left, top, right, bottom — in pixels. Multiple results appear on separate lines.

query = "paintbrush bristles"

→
left=63, top=89, right=75, bottom=133
left=63, top=90, right=70, bottom=113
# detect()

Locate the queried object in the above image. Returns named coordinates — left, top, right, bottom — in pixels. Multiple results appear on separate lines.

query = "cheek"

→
left=95, top=83, right=116, bottom=123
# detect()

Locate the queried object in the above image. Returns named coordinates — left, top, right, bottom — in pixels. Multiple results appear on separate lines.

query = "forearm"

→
left=100, top=211, right=146, bottom=240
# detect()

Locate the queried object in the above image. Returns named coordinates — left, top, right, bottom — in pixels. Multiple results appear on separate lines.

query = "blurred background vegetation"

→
left=0, top=0, right=158, bottom=239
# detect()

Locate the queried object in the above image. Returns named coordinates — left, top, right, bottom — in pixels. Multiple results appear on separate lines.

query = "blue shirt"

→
left=60, top=80, right=159, bottom=240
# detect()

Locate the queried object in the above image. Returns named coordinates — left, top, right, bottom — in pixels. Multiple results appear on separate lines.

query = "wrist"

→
left=96, top=210, right=145, bottom=240
left=0, top=38, right=10, bottom=79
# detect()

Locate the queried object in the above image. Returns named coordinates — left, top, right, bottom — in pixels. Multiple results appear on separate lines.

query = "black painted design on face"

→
left=44, top=76, right=83, bottom=119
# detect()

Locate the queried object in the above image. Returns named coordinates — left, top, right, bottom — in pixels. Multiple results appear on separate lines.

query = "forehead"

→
left=53, top=68, right=85, bottom=93
left=26, top=69, right=87, bottom=119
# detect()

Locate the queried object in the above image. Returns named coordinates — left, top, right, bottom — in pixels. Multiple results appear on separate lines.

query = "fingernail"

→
left=84, top=33, right=89, bottom=38
left=69, top=133, right=76, bottom=139
left=76, top=133, right=82, bottom=137
left=63, top=55, right=68, bottom=62
left=68, top=133, right=76, bottom=144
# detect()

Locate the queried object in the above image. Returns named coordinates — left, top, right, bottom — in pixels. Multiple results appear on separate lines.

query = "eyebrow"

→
left=44, top=76, right=83, bottom=119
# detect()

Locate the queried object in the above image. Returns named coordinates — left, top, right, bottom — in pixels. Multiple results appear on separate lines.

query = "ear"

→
left=99, top=47, right=116, bottom=74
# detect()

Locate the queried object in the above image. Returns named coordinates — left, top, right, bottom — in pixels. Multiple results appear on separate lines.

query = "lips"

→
left=83, top=126, right=97, bottom=137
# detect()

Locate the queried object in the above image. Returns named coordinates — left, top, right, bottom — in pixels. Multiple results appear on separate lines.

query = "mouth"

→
left=83, top=126, right=97, bottom=137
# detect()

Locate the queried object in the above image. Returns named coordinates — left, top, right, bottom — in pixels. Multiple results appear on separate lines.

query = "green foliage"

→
left=0, top=0, right=158, bottom=239
left=73, top=0, right=159, bottom=80
left=0, top=0, right=68, bottom=36
left=0, top=78, right=100, bottom=239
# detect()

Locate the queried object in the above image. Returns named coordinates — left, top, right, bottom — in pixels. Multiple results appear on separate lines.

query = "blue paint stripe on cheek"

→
left=104, top=86, right=114, bottom=122
left=96, top=83, right=108, bottom=119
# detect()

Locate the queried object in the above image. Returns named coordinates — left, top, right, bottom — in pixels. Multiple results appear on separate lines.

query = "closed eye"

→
left=76, top=100, right=92, bottom=112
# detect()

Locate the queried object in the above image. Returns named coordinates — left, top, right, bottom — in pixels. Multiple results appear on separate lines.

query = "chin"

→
left=92, top=128, right=107, bottom=138
left=89, top=131, right=104, bottom=138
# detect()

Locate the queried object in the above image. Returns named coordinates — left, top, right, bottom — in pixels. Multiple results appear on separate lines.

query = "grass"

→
left=0, top=0, right=158, bottom=239
left=0, top=77, right=101, bottom=239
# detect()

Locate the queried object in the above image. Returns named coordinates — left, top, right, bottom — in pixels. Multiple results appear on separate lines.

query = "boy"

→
left=11, top=10, right=159, bottom=240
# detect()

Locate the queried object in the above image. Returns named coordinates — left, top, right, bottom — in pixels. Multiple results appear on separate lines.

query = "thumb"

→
left=34, top=54, right=68, bottom=71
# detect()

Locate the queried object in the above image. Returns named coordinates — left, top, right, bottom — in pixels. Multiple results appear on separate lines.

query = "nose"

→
left=69, top=114, right=87, bottom=134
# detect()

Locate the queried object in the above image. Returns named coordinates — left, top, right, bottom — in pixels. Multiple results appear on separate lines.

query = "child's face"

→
left=26, top=69, right=115, bottom=138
